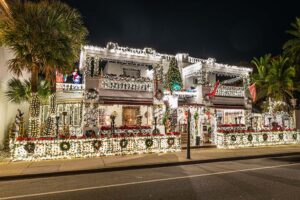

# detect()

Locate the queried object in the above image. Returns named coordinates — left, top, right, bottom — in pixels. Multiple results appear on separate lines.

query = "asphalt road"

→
left=0, top=155, right=300, bottom=200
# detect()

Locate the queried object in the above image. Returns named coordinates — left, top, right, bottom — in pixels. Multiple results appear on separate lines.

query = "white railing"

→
left=101, top=78, right=153, bottom=92
left=164, top=90, right=197, bottom=98
left=56, top=83, right=85, bottom=91
left=213, top=86, right=244, bottom=97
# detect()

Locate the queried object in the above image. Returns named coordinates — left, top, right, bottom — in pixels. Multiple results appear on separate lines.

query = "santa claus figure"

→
left=72, top=69, right=81, bottom=84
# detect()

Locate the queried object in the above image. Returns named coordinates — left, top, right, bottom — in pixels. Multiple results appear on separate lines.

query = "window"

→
left=123, top=68, right=140, bottom=78
left=193, top=78, right=198, bottom=85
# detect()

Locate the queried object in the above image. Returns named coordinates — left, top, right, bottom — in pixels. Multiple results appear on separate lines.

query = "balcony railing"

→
left=213, top=86, right=244, bottom=97
left=100, top=76, right=153, bottom=92
left=56, top=83, right=85, bottom=91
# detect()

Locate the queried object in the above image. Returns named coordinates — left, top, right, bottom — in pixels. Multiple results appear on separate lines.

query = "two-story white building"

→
left=45, top=42, right=254, bottom=147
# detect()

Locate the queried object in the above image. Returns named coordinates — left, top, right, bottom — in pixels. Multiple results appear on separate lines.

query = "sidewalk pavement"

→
left=1, top=144, right=300, bottom=180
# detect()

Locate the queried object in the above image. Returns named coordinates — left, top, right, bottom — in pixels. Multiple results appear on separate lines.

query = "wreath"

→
left=155, top=90, right=163, bottom=100
left=120, top=139, right=128, bottom=148
left=145, top=139, right=153, bottom=148
left=60, top=141, right=71, bottom=151
left=293, top=133, right=297, bottom=140
left=167, top=138, right=175, bottom=146
left=278, top=133, right=284, bottom=140
left=263, top=133, right=268, bottom=141
left=92, top=140, right=102, bottom=150
left=231, top=135, right=237, bottom=142
left=152, top=128, right=160, bottom=135
left=24, top=142, right=35, bottom=153
left=248, top=134, right=253, bottom=142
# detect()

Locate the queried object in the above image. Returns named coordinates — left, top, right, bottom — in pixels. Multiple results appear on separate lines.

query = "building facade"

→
left=9, top=42, right=300, bottom=161
left=53, top=42, right=254, bottom=146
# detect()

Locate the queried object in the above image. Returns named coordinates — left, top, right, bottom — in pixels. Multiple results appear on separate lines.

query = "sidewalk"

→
left=1, top=145, right=300, bottom=180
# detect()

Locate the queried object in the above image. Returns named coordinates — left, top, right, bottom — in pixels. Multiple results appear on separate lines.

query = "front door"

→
left=123, top=106, right=140, bottom=126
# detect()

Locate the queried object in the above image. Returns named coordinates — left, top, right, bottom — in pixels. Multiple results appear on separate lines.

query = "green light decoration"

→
left=172, top=83, right=182, bottom=91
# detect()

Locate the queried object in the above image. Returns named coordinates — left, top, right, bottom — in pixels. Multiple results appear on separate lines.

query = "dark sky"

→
left=63, top=0, right=300, bottom=64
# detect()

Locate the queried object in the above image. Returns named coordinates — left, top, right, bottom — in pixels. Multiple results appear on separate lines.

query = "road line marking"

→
left=0, top=163, right=299, bottom=200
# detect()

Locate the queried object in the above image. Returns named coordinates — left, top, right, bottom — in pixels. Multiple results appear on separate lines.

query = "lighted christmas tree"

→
left=165, top=58, right=183, bottom=92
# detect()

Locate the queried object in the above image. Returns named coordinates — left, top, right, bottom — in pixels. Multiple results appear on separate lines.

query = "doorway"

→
left=122, top=106, right=140, bottom=126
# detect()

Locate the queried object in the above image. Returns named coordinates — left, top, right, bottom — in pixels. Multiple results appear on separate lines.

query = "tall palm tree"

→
left=6, top=78, right=51, bottom=104
left=251, top=54, right=272, bottom=101
left=0, top=1, right=88, bottom=137
left=251, top=55, right=297, bottom=108
left=283, top=17, right=300, bottom=67
left=266, top=56, right=296, bottom=103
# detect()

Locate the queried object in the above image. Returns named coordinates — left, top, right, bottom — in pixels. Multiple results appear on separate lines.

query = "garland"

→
left=167, top=138, right=175, bottom=146
left=92, top=140, right=102, bottom=150
left=60, top=141, right=71, bottom=151
left=145, top=139, right=153, bottom=148
left=24, top=142, right=35, bottom=153
left=120, top=139, right=128, bottom=148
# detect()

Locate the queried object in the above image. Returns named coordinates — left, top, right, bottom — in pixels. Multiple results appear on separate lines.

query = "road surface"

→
left=0, top=154, right=299, bottom=200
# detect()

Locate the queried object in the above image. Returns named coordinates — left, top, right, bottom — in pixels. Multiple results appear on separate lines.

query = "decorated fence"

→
left=216, top=130, right=300, bottom=149
left=10, top=134, right=181, bottom=161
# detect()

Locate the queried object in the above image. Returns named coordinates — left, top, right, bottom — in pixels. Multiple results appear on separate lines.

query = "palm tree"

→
left=283, top=17, right=300, bottom=67
left=251, top=55, right=297, bottom=108
left=251, top=54, right=272, bottom=101
left=0, top=1, right=87, bottom=137
left=6, top=78, right=51, bottom=104
left=266, top=56, right=296, bottom=103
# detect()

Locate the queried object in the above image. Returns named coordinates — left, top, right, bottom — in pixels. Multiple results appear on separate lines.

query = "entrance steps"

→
left=180, top=132, right=216, bottom=149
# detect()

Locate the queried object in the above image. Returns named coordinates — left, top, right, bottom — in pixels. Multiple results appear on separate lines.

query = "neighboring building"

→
left=0, top=47, right=29, bottom=149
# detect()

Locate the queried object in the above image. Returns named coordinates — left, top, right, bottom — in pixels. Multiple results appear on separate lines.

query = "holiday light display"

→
left=216, top=130, right=299, bottom=149
left=10, top=134, right=181, bottom=161
left=9, top=41, right=300, bottom=162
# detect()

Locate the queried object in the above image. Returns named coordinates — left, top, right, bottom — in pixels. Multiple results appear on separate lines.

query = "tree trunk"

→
left=43, top=70, right=57, bottom=137
left=28, top=65, right=40, bottom=137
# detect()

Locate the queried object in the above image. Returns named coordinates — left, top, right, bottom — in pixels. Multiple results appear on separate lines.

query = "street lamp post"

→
left=187, top=109, right=191, bottom=159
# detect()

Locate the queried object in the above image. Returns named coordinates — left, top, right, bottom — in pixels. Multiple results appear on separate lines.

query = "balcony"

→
left=100, top=75, right=153, bottom=92
left=210, top=85, right=244, bottom=97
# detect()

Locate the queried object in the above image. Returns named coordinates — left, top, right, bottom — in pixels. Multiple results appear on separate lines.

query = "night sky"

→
left=63, top=0, right=299, bottom=64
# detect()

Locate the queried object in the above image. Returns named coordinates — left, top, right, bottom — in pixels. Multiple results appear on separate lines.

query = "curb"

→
left=0, top=151, right=299, bottom=181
